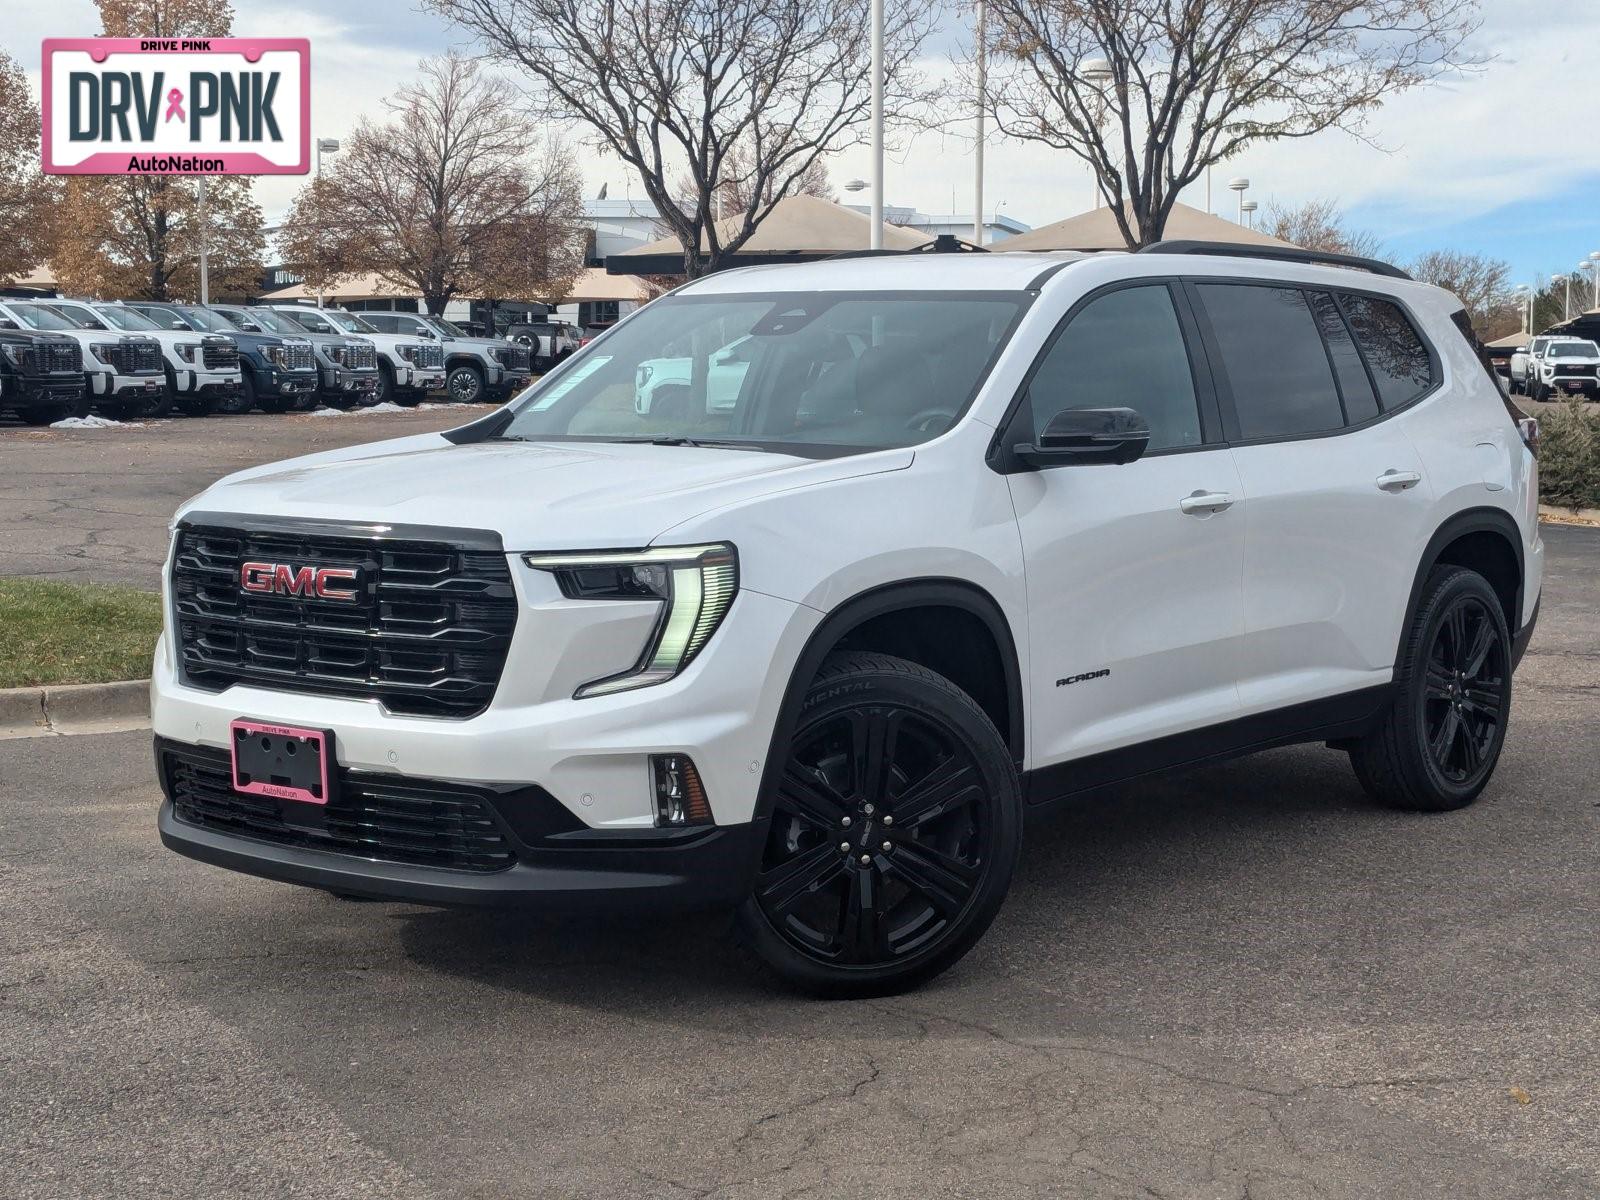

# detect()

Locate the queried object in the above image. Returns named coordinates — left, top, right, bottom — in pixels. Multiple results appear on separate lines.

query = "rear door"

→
left=1006, top=281, right=1246, bottom=777
left=1188, top=281, right=1440, bottom=714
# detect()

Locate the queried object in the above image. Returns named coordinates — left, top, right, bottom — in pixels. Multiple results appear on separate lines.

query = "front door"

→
left=1006, top=282, right=1246, bottom=784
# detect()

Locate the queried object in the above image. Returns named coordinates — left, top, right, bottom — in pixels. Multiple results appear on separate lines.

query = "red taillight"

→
left=1518, top=416, right=1540, bottom=456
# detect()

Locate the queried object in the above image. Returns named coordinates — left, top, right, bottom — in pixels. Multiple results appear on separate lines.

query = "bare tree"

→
left=980, top=0, right=1480, bottom=248
left=277, top=55, right=585, bottom=314
left=428, top=0, right=938, bottom=277
left=1260, top=198, right=1383, bottom=258
left=1409, top=248, right=1515, bottom=336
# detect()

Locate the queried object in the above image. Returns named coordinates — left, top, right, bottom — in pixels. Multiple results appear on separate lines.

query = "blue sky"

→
left=5, top=0, right=1594, bottom=287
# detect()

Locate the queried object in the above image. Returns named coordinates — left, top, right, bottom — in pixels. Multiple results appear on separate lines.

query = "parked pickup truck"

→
left=265, top=305, right=444, bottom=406
left=0, top=324, right=89, bottom=424
left=46, top=298, right=243, bottom=418
left=125, top=301, right=319, bottom=413
left=0, top=298, right=165, bottom=418
left=1524, top=337, right=1600, bottom=401
left=359, top=311, right=532, bottom=403
left=211, top=305, right=380, bottom=408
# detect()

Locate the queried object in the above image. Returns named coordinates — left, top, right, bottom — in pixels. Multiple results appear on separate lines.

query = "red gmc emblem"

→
left=240, top=561, right=360, bottom=601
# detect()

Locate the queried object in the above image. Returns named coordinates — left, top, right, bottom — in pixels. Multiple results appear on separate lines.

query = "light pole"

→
left=966, top=0, right=979, bottom=246
left=1513, top=285, right=1531, bottom=334
left=196, top=176, right=209, bottom=304
left=1590, top=251, right=1600, bottom=310
left=1081, top=57, right=1113, bottom=210
left=1228, top=177, right=1249, bottom=224
left=1241, top=199, right=1258, bottom=229
left=1554, top=273, right=1569, bottom=322
left=313, top=138, right=341, bottom=305
left=869, top=0, right=883, bottom=250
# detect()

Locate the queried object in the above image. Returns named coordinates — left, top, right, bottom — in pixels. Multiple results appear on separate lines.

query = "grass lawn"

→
left=0, top=578, right=162, bottom=688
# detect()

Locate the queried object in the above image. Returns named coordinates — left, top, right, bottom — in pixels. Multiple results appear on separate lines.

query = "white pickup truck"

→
left=1516, top=336, right=1600, bottom=401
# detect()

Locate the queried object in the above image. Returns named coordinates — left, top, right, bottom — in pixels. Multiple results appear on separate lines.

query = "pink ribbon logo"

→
left=164, top=88, right=185, bottom=123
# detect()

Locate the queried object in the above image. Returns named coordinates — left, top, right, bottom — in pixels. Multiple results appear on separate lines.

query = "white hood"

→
left=180, top=432, right=913, bottom=550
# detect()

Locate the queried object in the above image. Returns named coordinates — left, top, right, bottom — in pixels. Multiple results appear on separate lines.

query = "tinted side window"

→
left=364, top=314, right=397, bottom=333
left=1029, top=284, right=1202, bottom=452
left=1341, top=295, right=1434, bottom=410
left=1309, top=291, right=1379, bottom=424
left=1197, top=284, right=1344, bottom=440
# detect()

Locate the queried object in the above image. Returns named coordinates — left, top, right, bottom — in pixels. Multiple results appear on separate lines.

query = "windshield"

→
left=5, top=303, right=75, bottom=331
left=423, top=316, right=469, bottom=338
left=494, top=292, right=1026, bottom=455
left=238, top=308, right=309, bottom=336
left=1549, top=341, right=1598, bottom=357
left=323, top=309, right=378, bottom=334
left=44, top=303, right=110, bottom=330
left=93, top=305, right=161, bottom=332
left=276, top=308, right=337, bottom=334
left=175, top=306, right=233, bottom=333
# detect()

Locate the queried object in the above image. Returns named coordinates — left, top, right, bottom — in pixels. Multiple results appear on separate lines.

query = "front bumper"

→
left=92, top=370, right=164, bottom=398
left=320, top=366, right=380, bottom=395
left=155, top=737, right=762, bottom=910
left=399, top=366, right=446, bottom=393
left=175, top=367, right=243, bottom=395
left=3, top=374, right=84, bottom=405
left=1547, top=377, right=1597, bottom=395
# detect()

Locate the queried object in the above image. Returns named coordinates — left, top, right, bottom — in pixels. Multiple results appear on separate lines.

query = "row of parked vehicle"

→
left=0, top=298, right=542, bottom=425
left=1503, top=333, right=1600, bottom=400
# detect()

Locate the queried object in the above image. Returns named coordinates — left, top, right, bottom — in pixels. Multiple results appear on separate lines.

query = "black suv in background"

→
left=0, top=324, right=89, bottom=424
left=127, top=302, right=320, bottom=413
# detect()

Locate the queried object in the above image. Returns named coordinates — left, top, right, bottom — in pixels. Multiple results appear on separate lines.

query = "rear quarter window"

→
left=1340, top=295, right=1435, bottom=410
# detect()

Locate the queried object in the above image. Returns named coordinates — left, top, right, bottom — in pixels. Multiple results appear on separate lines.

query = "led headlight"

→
left=522, top=543, right=738, bottom=698
left=398, top=343, right=419, bottom=362
left=325, top=344, right=347, bottom=365
left=176, top=342, right=201, bottom=363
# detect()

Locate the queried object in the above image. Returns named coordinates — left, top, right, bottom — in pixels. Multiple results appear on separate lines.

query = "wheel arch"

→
left=753, top=578, right=1025, bottom=826
left=1403, top=507, right=1524, bottom=656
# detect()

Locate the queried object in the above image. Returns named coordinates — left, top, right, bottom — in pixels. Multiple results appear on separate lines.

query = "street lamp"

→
left=1228, top=177, right=1249, bottom=224
left=869, top=0, right=884, bottom=249
left=1590, top=251, right=1600, bottom=310
left=973, top=0, right=987, bottom=245
left=843, top=179, right=868, bottom=193
left=1080, top=58, right=1113, bottom=209
left=1513, top=284, right=1531, bottom=334
left=1554, top=273, right=1569, bottom=321
left=1241, top=199, right=1258, bottom=228
left=314, top=138, right=342, bottom=305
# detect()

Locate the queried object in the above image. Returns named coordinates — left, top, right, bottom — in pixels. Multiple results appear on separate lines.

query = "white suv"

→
left=152, top=244, right=1543, bottom=996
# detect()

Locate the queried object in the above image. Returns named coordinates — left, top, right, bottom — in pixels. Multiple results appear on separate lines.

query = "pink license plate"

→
left=230, top=719, right=333, bottom=805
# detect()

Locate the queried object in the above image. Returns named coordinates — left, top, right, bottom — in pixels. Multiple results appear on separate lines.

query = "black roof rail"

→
left=1135, top=239, right=1411, bottom=280
left=825, top=233, right=988, bottom=263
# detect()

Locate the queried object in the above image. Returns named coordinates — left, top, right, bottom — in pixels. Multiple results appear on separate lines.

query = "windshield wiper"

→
left=484, top=433, right=533, bottom=442
left=606, top=436, right=768, bottom=451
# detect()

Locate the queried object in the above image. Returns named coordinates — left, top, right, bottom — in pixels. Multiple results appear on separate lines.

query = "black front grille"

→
left=171, top=518, right=518, bottom=719
left=202, top=338, right=239, bottom=370
left=101, top=339, right=163, bottom=374
left=47, top=341, right=83, bottom=373
left=163, top=742, right=517, bottom=872
left=1556, top=363, right=1597, bottom=378
left=495, top=344, right=531, bottom=372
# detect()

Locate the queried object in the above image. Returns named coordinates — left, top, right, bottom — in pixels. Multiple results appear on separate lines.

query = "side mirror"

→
left=238, top=321, right=262, bottom=333
left=1015, top=406, right=1151, bottom=467
left=0, top=317, right=15, bottom=330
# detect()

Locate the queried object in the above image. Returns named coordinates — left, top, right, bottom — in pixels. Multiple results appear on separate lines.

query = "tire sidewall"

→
left=1399, top=569, right=1512, bottom=805
left=738, top=657, right=1022, bottom=997
left=448, top=364, right=483, bottom=404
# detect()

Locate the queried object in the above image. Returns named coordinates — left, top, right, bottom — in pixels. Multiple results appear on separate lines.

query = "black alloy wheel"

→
left=447, top=363, right=484, bottom=404
left=740, top=652, right=1021, bottom=996
left=1350, top=566, right=1512, bottom=811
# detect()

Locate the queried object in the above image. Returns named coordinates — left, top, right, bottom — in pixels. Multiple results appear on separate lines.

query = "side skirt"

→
left=1023, top=684, right=1393, bottom=816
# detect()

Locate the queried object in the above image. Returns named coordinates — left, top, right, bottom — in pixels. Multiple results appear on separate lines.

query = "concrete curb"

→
left=0, top=679, right=150, bottom=739
left=1540, top=504, right=1600, bottom=527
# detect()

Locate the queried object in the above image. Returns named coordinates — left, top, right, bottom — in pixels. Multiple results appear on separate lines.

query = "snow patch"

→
left=50, top=415, right=145, bottom=430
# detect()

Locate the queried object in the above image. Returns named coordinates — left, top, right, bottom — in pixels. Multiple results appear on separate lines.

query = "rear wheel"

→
left=738, top=652, right=1022, bottom=997
left=1349, top=566, right=1512, bottom=811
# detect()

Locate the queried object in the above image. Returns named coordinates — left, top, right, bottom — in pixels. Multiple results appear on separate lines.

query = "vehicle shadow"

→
left=392, top=741, right=1391, bottom=1024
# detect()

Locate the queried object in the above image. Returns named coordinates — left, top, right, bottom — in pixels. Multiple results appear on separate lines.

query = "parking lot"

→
left=0, top=412, right=1595, bottom=1196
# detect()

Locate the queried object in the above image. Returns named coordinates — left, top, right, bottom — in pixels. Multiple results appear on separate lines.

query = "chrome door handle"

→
left=1179, top=491, right=1236, bottom=515
left=1376, top=470, right=1422, bottom=492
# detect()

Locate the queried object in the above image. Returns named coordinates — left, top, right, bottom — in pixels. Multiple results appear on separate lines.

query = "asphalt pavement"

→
left=0, top=407, right=491, bottom=590
left=2, top=527, right=1597, bottom=1198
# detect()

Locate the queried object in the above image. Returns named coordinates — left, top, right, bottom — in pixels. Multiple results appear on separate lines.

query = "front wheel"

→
left=446, top=363, right=484, bottom=404
left=738, top=652, right=1022, bottom=997
left=1349, top=566, right=1512, bottom=811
